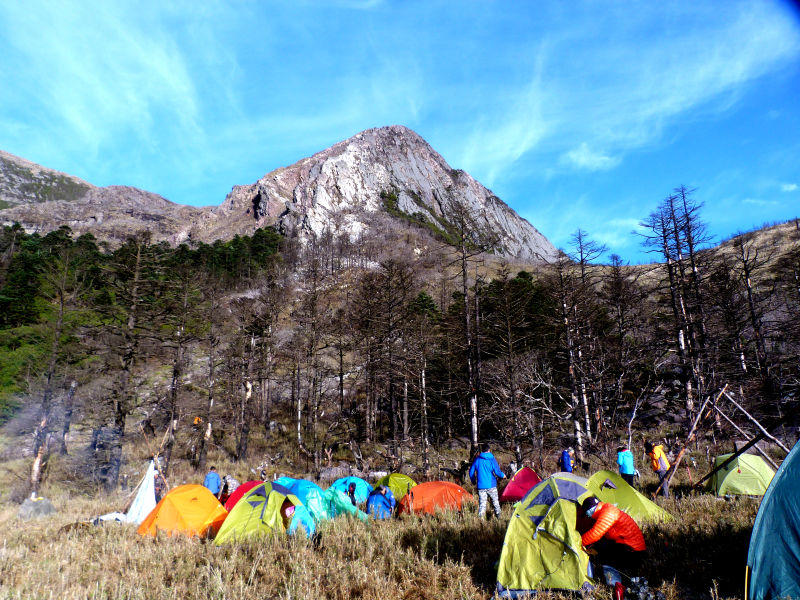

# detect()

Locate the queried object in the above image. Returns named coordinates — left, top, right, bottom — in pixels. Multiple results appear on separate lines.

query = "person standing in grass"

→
left=559, top=447, right=575, bottom=473
left=203, top=466, right=222, bottom=496
left=645, top=441, right=671, bottom=498
left=616, top=445, right=635, bottom=486
left=469, top=442, right=505, bottom=519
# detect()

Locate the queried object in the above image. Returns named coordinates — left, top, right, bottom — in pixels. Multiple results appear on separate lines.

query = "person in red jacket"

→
left=581, top=496, right=646, bottom=596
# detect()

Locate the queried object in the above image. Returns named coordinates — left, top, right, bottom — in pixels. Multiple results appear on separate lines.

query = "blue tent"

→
left=273, top=477, right=330, bottom=522
left=747, top=440, right=800, bottom=600
left=366, top=488, right=396, bottom=519
left=330, top=476, right=373, bottom=504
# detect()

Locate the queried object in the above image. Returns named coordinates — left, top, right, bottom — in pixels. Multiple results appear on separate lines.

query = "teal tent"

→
left=747, top=440, right=800, bottom=600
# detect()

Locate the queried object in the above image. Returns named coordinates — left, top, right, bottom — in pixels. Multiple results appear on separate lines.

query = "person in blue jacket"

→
left=617, top=445, right=636, bottom=486
left=366, top=485, right=396, bottom=520
left=469, top=443, right=505, bottom=518
left=559, top=448, right=575, bottom=473
left=203, top=466, right=222, bottom=496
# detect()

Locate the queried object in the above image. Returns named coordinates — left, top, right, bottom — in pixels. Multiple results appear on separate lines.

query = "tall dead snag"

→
left=641, top=188, right=711, bottom=431
left=196, top=277, right=222, bottom=472
left=445, top=200, right=498, bottom=455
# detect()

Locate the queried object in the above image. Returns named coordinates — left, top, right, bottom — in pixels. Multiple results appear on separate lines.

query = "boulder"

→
left=19, top=496, right=56, bottom=520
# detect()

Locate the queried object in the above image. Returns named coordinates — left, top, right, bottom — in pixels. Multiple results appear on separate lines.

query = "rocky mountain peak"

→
left=213, top=126, right=558, bottom=261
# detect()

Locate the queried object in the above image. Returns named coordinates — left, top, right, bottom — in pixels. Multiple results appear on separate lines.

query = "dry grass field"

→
left=0, top=450, right=759, bottom=600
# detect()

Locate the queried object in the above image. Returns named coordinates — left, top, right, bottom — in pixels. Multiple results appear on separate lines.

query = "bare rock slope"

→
left=210, top=126, right=557, bottom=261
left=0, top=127, right=557, bottom=260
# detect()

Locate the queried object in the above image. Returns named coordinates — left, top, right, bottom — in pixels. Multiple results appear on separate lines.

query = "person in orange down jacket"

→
left=581, top=496, right=645, bottom=594
left=644, top=440, right=671, bottom=498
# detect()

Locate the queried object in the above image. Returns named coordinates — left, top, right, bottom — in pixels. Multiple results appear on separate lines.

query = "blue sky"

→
left=1, top=1, right=799, bottom=262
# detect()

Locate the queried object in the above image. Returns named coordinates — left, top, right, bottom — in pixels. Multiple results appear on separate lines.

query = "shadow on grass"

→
left=399, top=515, right=508, bottom=591
left=642, top=501, right=753, bottom=598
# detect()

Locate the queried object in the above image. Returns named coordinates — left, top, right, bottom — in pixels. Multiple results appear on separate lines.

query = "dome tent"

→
left=708, top=453, right=774, bottom=496
left=397, top=481, right=472, bottom=515
left=496, top=473, right=596, bottom=597
left=137, top=484, right=227, bottom=538
left=499, top=467, right=541, bottom=503
left=329, top=476, right=373, bottom=504
left=273, top=477, right=330, bottom=522
left=587, top=470, right=672, bottom=523
left=374, top=473, right=417, bottom=501
left=214, top=481, right=309, bottom=545
left=747, top=441, right=800, bottom=600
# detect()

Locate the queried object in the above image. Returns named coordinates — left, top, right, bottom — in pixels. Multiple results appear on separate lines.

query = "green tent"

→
left=708, top=453, right=775, bottom=496
left=496, top=473, right=596, bottom=596
left=375, top=473, right=417, bottom=501
left=214, top=482, right=300, bottom=545
left=747, top=441, right=800, bottom=600
left=587, top=470, right=672, bottom=522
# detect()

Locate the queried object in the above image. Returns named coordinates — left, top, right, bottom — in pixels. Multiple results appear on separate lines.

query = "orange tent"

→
left=398, top=481, right=473, bottom=515
left=137, top=484, right=228, bottom=538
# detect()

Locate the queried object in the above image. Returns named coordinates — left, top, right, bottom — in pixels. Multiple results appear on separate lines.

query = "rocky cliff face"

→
left=209, top=126, right=557, bottom=261
left=0, top=127, right=557, bottom=261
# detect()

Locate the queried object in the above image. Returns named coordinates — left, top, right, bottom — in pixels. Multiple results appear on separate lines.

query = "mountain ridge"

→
left=0, top=126, right=558, bottom=261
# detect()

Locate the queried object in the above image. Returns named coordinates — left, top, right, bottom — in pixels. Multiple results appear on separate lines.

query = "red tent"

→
left=499, top=467, right=542, bottom=503
left=223, top=480, right=262, bottom=511
left=398, top=481, right=473, bottom=515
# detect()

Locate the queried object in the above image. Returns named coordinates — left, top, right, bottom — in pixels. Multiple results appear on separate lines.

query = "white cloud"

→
left=781, top=183, right=798, bottom=192
left=561, top=143, right=620, bottom=171
left=743, top=198, right=777, bottom=206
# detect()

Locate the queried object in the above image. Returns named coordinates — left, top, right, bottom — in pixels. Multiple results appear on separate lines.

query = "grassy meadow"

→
left=0, top=448, right=759, bottom=600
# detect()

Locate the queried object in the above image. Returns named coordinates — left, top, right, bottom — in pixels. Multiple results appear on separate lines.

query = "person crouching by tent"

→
left=644, top=441, right=671, bottom=498
left=469, top=442, right=505, bottom=519
left=581, top=496, right=646, bottom=598
left=559, top=447, right=575, bottom=473
left=617, top=445, right=636, bottom=487
left=203, top=466, right=222, bottom=497
left=367, top=485, right=396, bottom=520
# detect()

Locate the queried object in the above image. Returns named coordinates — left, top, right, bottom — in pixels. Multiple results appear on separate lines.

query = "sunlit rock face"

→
left=214, top=126, right=557, bottom=262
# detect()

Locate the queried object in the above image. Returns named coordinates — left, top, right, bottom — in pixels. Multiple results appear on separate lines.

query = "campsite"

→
left=0, top=432, right=796, bottom=600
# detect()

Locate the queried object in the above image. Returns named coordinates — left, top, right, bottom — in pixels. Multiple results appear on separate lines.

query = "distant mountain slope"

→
left=0, top=127, right=558, bottom=260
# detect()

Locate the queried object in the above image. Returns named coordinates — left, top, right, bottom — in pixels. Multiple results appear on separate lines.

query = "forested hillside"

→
left=0, top=187, right=798, bottom=498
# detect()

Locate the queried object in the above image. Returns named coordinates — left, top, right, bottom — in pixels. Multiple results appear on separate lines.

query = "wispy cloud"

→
left=457, top=2, right=800, bottom=183
left=561, top=143, right=620, bottom=171
left=781, top=183, right=798, bottom=192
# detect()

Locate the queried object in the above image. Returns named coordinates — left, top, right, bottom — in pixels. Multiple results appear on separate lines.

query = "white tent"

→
left=95, top=460, right=157, bottom=525
left=124, top=460, right=157, bottom=523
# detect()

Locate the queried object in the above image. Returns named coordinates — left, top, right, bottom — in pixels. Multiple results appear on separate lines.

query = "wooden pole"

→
left=693, top=411, right=795, bottom=489
left=711, top=404, right=780, bottom=470
left=653, top=385, right=727, bottom=499
left=724, top=391, right=791, bottom=454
